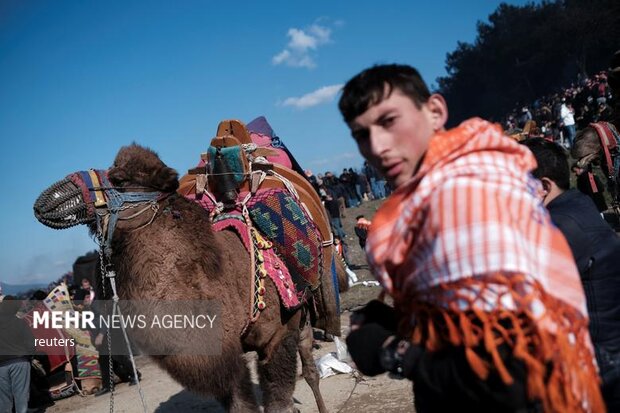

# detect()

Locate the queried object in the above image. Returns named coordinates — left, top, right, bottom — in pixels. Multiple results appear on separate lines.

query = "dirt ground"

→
left=42, top=199, right=416, bottom=413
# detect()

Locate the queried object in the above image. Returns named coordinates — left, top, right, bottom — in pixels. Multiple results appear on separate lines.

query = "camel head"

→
left=573, top=50, right=620, bottom=165
left=108, top=144, right=179, bottom=193
left=571, top=128, right=602, bottom=163
left=34, top=144, right=179, bottom=230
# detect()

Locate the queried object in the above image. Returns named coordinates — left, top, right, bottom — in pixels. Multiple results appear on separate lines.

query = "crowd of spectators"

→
left=305, top=162, right=391, bottom=208
left=1, top=260, right=141, bottom=411
left=503, top=71, right=615, bottom=147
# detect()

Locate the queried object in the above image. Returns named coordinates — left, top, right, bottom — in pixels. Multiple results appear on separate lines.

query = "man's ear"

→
left=427, top=94, right=449, bottom=131
left=540, top=177, right=553, bottom=194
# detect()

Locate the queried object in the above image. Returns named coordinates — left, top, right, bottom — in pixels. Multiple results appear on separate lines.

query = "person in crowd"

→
left=89, top=298, right=142, bottom=396
left=523, top=138, right=620, bottom=411
left=333, top=236, right=350, bottom=266
left=26, top=292, right=54, bottom=411
left=338, top=63, right=604, bottom=412
left=354, top=215, right=370, bottom=250
left=73, top=277, right=95, bottom=311
left=304, top=169, right=321, bottom=196
left=347, top=168, right=363, bottom=205
left=355, top=169, right=371, bottom=201
left=323, top=193, right=347, bottom=242
left=363, top=161, right=386, bottom=199
left=0, top=296, right=35, bottom=413
left=559, top=97, right=577, bottom=148
left=518, top=106, right=532, bottom=128
left=339, top=168, right=360, bottom=207
left=323, top=171, right=348, bottom=213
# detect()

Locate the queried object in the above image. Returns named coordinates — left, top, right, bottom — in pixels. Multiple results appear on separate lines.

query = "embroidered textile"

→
left=211, top=217, right=300, bottom=310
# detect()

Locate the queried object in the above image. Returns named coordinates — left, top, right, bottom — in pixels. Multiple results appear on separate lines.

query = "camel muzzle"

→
left=33, top=170, right=107, bottom=229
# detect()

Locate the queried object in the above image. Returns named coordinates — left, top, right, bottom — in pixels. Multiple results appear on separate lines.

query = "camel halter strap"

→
left=590, top=122, right=620, bottom=178
left=587, top=171, right=600, bottom=194
left=94, top=172, right=163, bottom=259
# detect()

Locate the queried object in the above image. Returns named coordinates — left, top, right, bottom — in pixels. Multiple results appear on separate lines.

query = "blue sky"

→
left=1, top=0, right=534, bottom=285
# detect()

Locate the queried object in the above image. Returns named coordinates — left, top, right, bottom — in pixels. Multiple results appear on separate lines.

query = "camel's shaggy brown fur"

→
left=572, top=127, right=605, bottom=161
left=96, top=144, right=327, bottom=412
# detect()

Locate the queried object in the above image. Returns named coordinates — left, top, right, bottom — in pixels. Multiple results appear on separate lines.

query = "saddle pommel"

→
left=216, top=119, right=252, bottom=145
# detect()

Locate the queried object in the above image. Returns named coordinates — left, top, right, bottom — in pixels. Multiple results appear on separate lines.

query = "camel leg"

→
left=299, top=319, right=328, bottom=413
left=220, top=356, right=260, bottom=413
left=258, top=330, right=299, bottom=413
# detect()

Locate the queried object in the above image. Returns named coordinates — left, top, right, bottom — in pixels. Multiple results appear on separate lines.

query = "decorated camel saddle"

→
left=178, top=117, right=342, bottom=334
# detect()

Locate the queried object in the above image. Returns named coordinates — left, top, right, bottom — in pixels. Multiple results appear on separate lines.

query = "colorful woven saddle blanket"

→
left=191, top=187, right=323, bottom=295
left=211, top=216, right=302, bottom=310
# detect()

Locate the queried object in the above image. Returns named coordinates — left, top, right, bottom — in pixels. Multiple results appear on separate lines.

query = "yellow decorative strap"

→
left=88, top=170, right=107, bottom=207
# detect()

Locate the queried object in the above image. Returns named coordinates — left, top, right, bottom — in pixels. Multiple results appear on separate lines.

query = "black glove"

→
left=346, top=323, right=393, bottom=376
left=380, top=336, right=422, bottom=379
left=352, top=300, right=397, bottom=331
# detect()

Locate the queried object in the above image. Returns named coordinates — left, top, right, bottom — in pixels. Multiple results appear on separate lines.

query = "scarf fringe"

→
left=398, top=276, right=605, bottom=413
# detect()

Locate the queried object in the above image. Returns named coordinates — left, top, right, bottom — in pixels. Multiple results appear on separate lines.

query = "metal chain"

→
left=110, top=285, right=148, bottom=413
left=106, top=320, right=115, bottom=413
left=97, top=237, right=107, bottom=299
left=96, top=240, right=148, bottom=412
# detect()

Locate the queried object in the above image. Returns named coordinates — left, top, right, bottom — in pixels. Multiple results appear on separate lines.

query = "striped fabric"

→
left=367, top=118, right=586, bottom=317
left=365, top=118, right=604, bottom=412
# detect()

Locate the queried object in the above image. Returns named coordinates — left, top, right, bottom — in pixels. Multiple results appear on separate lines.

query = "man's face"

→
left=82, top=279, right=91, bottom=290
left=349, top=90, right=437, bottom=189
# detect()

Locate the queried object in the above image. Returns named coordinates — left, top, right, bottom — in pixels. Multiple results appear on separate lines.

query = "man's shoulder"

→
left=548, top=190, right=608, bottom=229
left=548, top=190, right=597, bottom=214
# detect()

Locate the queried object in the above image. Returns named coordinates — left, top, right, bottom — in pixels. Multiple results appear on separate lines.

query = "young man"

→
left=523, top=138, right=620, bottom=412
left=339, top=64, right=604, bottom=412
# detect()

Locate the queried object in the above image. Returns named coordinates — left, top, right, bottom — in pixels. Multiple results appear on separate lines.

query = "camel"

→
left=34, top=143, right=344, bottom=412
left=571, top=51, right=620, bottom=220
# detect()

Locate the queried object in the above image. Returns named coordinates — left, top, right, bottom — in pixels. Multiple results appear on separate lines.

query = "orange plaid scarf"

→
left=366, top=118, right=604, bottom=412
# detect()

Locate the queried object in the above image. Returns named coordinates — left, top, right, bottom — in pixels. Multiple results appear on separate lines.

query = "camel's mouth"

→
left=34, top=170, right=108, bottom=229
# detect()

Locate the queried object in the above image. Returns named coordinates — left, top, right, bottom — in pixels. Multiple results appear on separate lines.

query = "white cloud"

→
left=309, top=25, right=330, bottom=43
left=288, top=28, right=318, bottom=51
left=282, top=84, right=342, bottom=109
left=272, top=23, right=333, bottom=69
left=272, top=50, right=291, bottom=65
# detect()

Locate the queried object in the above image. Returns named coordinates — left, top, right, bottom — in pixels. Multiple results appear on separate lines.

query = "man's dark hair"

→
left=338, top=64, right=431, bottom=123
left=355, top=215, right=365, bottom=220
left=522, top=138, right=570, bottom=190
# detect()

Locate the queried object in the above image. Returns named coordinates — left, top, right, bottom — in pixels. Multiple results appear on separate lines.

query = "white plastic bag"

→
left=315, top=353, right=353, bottom=379
left=334, top=336, right=350, bottom=362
